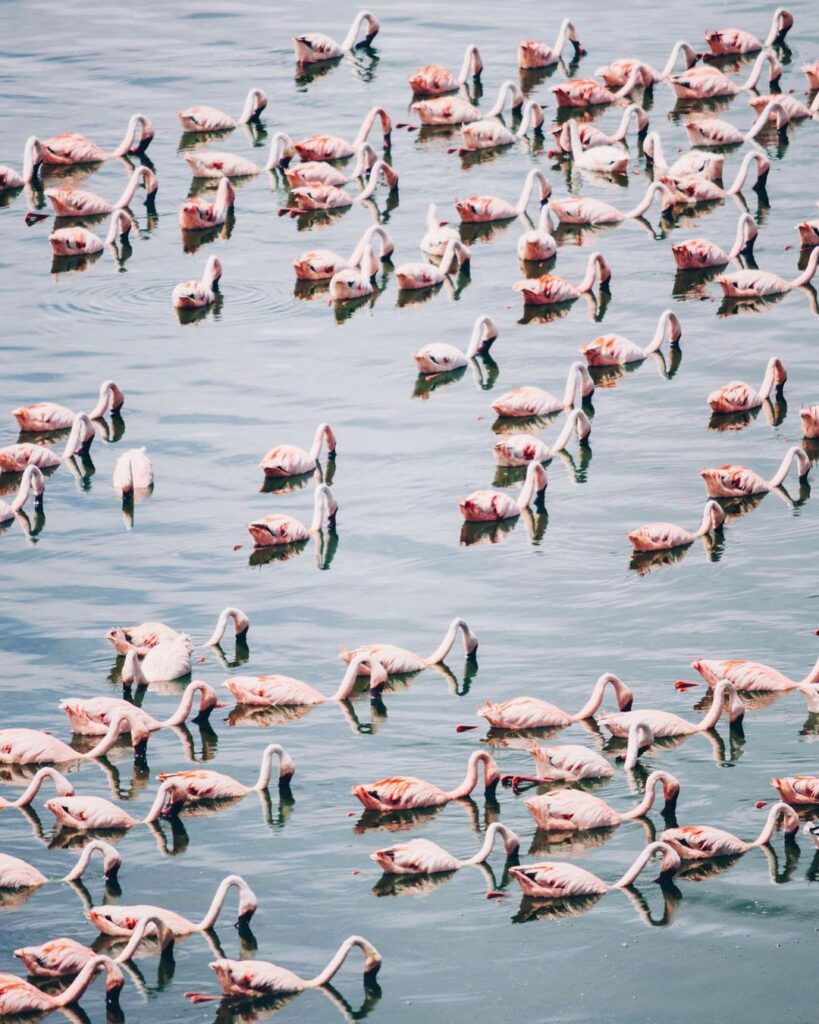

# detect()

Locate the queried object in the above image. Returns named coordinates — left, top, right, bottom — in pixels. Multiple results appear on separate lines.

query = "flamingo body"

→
left=0, top=854, right=47, bottom=889
left=0, top=444, right=62, bottom=473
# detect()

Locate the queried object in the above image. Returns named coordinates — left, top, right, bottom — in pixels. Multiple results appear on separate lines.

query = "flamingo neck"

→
left=642, top=132, right=667, bottom=170
left=88, top=380, right=117, bottom=419
left=765, top=7, right=791, bottom=45
left=351, top=225, right=393, bottom=268
left=742, top=51, right=776, bottom=92
left=447, top=751, right=498, bottom=800
left=264, top=132, right=295, bottom=170
left=698, top=682, right=736, bottom=730
left=628, top=182, right=668, bottom=219
left=695, top=500, right=724, bottom=538
left=123, top=649, right=148, bottom=686
left=438, top=239, right=462, bottom=276
left=566, top=360, right=595, bottom=404
left=350, top=142, right=377, bottom=179
left=727, top=151, right=769, bottom=195
left=331, top=654, right=384, bottom=700
left=309, top=422, right=336, bottom=462
left=487, top=80, right=524, bottom=117
left=515, top=169, right=550, bottom=215
left=254, top=744, right=294, bottom=790
left=800, top=657, right=819, bottom=687
left=11, top=464, right=44, bottom=514
left=567, top=118, right=584, bottom=161
left=111, top=114, right=146, bottom=157
left=745, top=100, right=788, bottom=140
left=197, top=875, right=255, bottom=930
left=203, top=606, right=249, bottom=648
left=789, top=246, right=819, bottom=289
left=104, top=210, right=131, bottom=245
left=162, top=681, right=210, bottom=727
left=553, top=18, right=577, bottom=55
left=518, top=100, right=545, bottom=138
left=623, top=720, right=654, bottom=768
left=549, top=408, right=591, bottom=453
left=768, top=446, right=808, bottom=487
left=613, top=841, right=679, bottom=888
left=758, top=357, right=782, bottom=400
left=238, top=88, right=266, bottom=124
left=143, top=779, right=179, bottom=823
left=353, top=107, right=391, bottom=150
left=89, top=710, right=147, bottom=758
left=21, top=136, right=43, bottom=182
left=115, top=915, right=174, bottom=963
left=341, top=11, right=375, bottom=52
left=214, top=176, right=235, bottom=220
left=659, top=40, right=698, bottom=79
left=457, top=44, right=483, bottom=84
left=202, top=255, right=222, bottom=291
left=425, top=618, right=478, bottom=664
left=464, top=315, right=498, bottom=359
left=577, top=252, right=605, bottom=292
left=644, top=309, right=681, bottom=355
left=573, top=673, right=631, bottom=720
left=611, top=104, right=643, bottom=142
left=308, top=936, right=381, bottom=988
left=357, top=159, right=391, bottom=200
left=614, top=62, right=643, bottom=99
left=463, top=822, right=520, bottom=865
left=728, top=213, right=758, bottom=258
left=516, top=461, right=547, bottom=511
left=113, top=167, right=150, bottom=211
left=63, top=839, right=120, bottom=883
left=750, top=802, right=798, bottom=847
left=313, top=483, right=337, bottom=532
left=53, top=955, right=110, bottom=1006
left=621, top=771, right=679, bottom=819
left=8, top=767, right=69, bottom=808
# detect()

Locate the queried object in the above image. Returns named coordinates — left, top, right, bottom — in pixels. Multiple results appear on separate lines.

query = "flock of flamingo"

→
left=1, top=5, right=819, bottom=1018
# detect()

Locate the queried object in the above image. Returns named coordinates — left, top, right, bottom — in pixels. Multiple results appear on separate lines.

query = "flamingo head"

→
left=43, top=798, right=86, bottom=830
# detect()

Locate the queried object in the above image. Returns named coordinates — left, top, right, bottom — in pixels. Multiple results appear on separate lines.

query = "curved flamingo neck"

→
left=53, top=955, right=111, bottom=1006
left=204, top=606, right=249, bottom=648
left=21, top=136, right=43, bottom=181
left=105, top=210, right=132, bottom=245
left=746, top=100, right=788, bottom=140
left=88, top=380, right=118, bottom=419
left=310, top=483, right=337, bottom=532
left=341, top=11, right=377, bottom=52
left=353, top=107, right=391, bottom=150
left=332, top=654, right=386, bottom=700
left=800, top=656, right=819, bottom=687
left=457, top=44, right=483, bottom=84
left=83, top=711, right=142, bottom=758
left=621, top=771, right=679, bottom=819
left=695, top=500, right=724, bottom=537
left=143, top=779, right=179, bottom=823
left=11, top=464, right=44, bottom=513
left=115, top=915, right=175, bottom=962
left=113, top=167, right=152, bottom=211
left=577, top=252, right=608, bottom=292
left=553, top=18, right=578, bottom=55
left=197, top=875, right=256, bottom=930
left=515, top=169, right=550, bottom=215
left=308, top=936, right=380, bottom=987
left=213, top=176, right=235, bottom=221
left=357, top=158, right=395, bottom=201
left=309, top=422, right=336, bottom=462
left=644, top=309, right=681, bottom=355
left=727, top=151, right=769, bottom=195
left=789, top=247, right=819, bottom=289
left=764, top=8, right=791, bottom=45
left=463, top=821, right=519, bottom=864
left=123, top=649, right=148, bottom=686
left=516, top=461, right=547, bottom=511
left=351, top=225, right=393, bottom=267
left=749, top=802, right=798, bottom=847
left=697, top=682, right=736, bottom=730
left=5, top=767, right=72, bottom=808
left=517, top=100, right=545, bottom=137
left=446, top=751, right=498, bottom=799
left=614, top=62, right=643, bottom=99
left=642, top=132, right=667, bottom=170
left=464, top=315, right=498, bottom=359
left=742, top=51, right=778, bottom=92
left=623, top=720, right=654, bottom=768
left=573, top=673, right=631, bottom=720
left=768, top=446, right=803, bottom=487
left=728, top=213, right=758, bottom=258
left=565, top=361, right=594, bottom=405
left=264, top=132, right=295, bottom=170
left=425, top=618, right=478, bottom=664
left=611, top=103, right=646, bottom=141
left=111, top=114, right=148, bottom=157
left=549, top=408, right=590, bottom=453
left=613, top=841, right=679, bottom=888
left=202, top=255, right=222, bottom=291
left=64, top=840, right=115, bottom=883
left=567, top=118, right=584, bottom=161
left=238, top=88, right=266, bottom=124
left=659, top=40, right=698, bottom=79
left=350, top=142, right=377, bottom=179
left=254, top=744, right=294, bottom=790
left=487, top=80, right=524, bottom=117
left=628, top=182, right=671, bottom=220
left=758, top=357, right=784, bottom=400
left=162, top=681, right=211, bottom=727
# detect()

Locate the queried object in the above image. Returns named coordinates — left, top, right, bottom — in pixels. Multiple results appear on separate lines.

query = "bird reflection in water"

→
left=205, top=977, right=382, bottom=1024
left=460, top=506, right=548, bottom=548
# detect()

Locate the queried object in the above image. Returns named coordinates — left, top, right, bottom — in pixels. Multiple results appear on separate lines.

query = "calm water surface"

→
left=1, top=0, right=819, bottom=1021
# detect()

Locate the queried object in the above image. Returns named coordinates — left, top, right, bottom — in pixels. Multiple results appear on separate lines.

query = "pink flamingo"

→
left=802, top=405, right=819, bottom=438
left=294, top=108, right=391, bottom=162
left=642, top=132, right=723, bottom=182
left=771, top=776, right=819, bottom=805
left=704, top=9, right=794, bottom=55
left=689, top=653, right=819, bottom=699
left=13, top=380, right=124, bottom=432
left=511, top=840, right=681, bottom=897
left=172, top=254, right=222, bottom=309
left=628, top=500, right=725, bottom=553
left=492, top=409, right=591, bottom=466
left=259, top=423, right=336, bottom=480
left=525, top=771, right=680, bottom=831
left=293, top=225, right=393, bottom=281
left=107, top=607, right=248, bottom=657
left=684, top=98, right=789, bottom=146
left=515, top=252, right=611, bottom=306
left=351, top=750, right=499, bottom=811
left=662, top=802, right=798, bottom=858
left=420, top=202, right=460, bottom=255
left=551, top=64, right=645, bottom=109
left=395, top=239, right=470, bottom=290
left=0, top=840, right=121, bottom=890
left=247, top=482, right=337, bottom=547
left=0, top=443, right=62, bottom=474
left=492, top=363, right=594, bottom=419
left=412, top=314, right=498, bottom=374
left=580, top=309, right=681, bottom=366
left=596, top=40, right=698, bottom=87
left=660, top=152, right=770, bottom=205
left=157, top=744, right=295, bottom=804
left=717, top=247, right=819, bottom=298
left=448, top=82, right=525, bottom=152
left=285, top=142, right=377, bottom=188
left=185, top=133, right=296, bottom=178
left=49, top=210, right=132, bottom=257
left=87, top=874, right=257, bottom=937
left=178, top=175, right=234, bottom=230
left=510, top=743, right=613, bottom=787
left=549, top=182, right=675, bottom=225
left=707, top=357, right=787, bottom=414
left=478, top=672, right=635, bottom=731
left=0, top=464, right=45, bottom=524
left=518, top=20, right=584, bottom=68
left=551, top=104, right=649, bottom=156
left=460, top=460, right=547, bottom=522
left=45, top=166, right=157, bottom=217
left=455, top=168, right=551, bottom=223
left=0, top=956, right=118, bottom=1015
left=59, top=681, right=220, bottom=737
left=121, top=643, right=197, bottom=686
left=517, top=206, right=557, bottom=261
left=44, top=779, right=186, bottom=831
left=177, top=89, right=267, bottom=132
left=0, top=710, right=147, bottom=765
left=112, top=448, right=153, bottom=497
left=294, top=11, right=380, bottom=64
left=223, top=653, right=387, bottom=706
left=409, top=44, right=483, bottom=95
left=37, top=114, right=154, bottom=166
left=0, top=767, right=74, bottom=809
left=669, top=51, right=781, bottom=100
left=672, top=212, right=758, bottom=269
left=411, top=80, right=522, bottom=128
left=749, top=92, right=819, bottom=122
left=804, top=61, right=819, bottom=89
left=283, top=159, right=397, bottom=214
left=185, top=937, right=381, bottom=1003
left=599, top=680, right=746, bottom=740
left=328, top=243, right=379, bottom=301
left=0, top=137, right=44, bottom=189
left=372, top=822, right=519, bottom=875
left=515, top=100, right=548, bottom=142
left=339, top=618, right=479, bottom=676
left=561, top=119, right=630, bottom=173
left=797, top=216, right=819, bottom=246
left=701, top=447, right=811, bottom=497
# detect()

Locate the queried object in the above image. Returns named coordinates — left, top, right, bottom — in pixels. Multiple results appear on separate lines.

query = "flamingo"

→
left=551, top=64, right=645, bottom=109
left=515, top=100, right=547, bottom=142
left=492, top=409, right=591, bottom=466
left=561, top=118, right=631, bottom=174
left=704, top=9, right=794, bottom=55
left=395, top=239, right=470, bottom=290
left=0, top=840, right=121, bottom=890
left=223, top=653, right=387, bottom=706
left=771, top=776, right=819, bottom=806
left=293, top=225, right=393, bottom=281
left=551, top=104, right=649, bottom=158
left=0, top=956, right=118, bottom=1015
left=185, top=936, right=381, bottom=1003
left=716, top=247, right=819, bottom=298
left=492, top=362, right=595, bottom=419
left=707, top=357, right=787, bottom=414
left=44, top=779, right=186, bottom=831
left=172, top=254, right=222, bottom=309
left=36, top=114, right=154, bottom=166
left=177, top=88, right=267, bottom=132
left=106, top=606, right=249, bottom=657
left=293, top=108, right=391, bottom=162
left=518, top=19, right=584, bottom=69
left=260, top=424, right=336, bottom=478
left=748, top=92, right=819, bottom=122
left=596, top=41, right=698, bottom=87
left=45, top=166, right=157, bottom=218
left=157, top=744, right=295, bottom=805
left=672, top=212, right=758, bottom=269
left=247, top=482, right=337, bottom=547
left=642, top=131, right=724, bottom=182
left=669, top=51, right=781, bottom=100
left=412, top=80, right=523, bottom=128
left=283, top=159, right=397, bottom=214
left=49, top=210, right=132, bottom=257
left=628, top=500, right=725, bottom=552
left=661, top=151, right=770, bottom=204
left=120, top=643, right=200, bottom=687
left=455, top=168, right=551, bottom=223
left=178, top=175, right=235, bottom=230
left=351, top=750, right=499, bottom=811
left=372, top=822, right=519, bottom=875
left=86, top=874, right=257, bottom=937
left=525, top=771, right=680, bottom=831
left=459, top=460, right=547, bottom=522
left=328, top=242, right=380, bottom=301
left=689, top=652, right=819, bottom=700
left=662, top=803, right=798, bottom=858
left=412, top=314, right=498, bottom=374
left=802, top=406, right=819, bottom=439
left=294, top=11, right=380, bottom=64
left=516, top=205, right=557, bottom=261
left=409, top=44, right=483, bottom=95
left=700, top=447, right=811, bottom=498
left=511, top=841, right=681, bottom=897
left=478, top=673, right=635, bottom=731
left=580, top=309, right=682, bottom=366
left=449, top=82, right=526, bottom=153
left=0, top=443, right=63, bottom=473
left=339, top=617, right=479, bottom=676
left=112, top=447, right=153, bottom=497
left=599, top=680, right=746, bottom=741
left=185, top=133, right=296, bottom=178
left=13, top=379, right=124, bottom=432
left=514, top=252, right=611, bottom=306
left=0, top=710, right=148, bottom=764
left=0, top=137, right=44, bottom=189
left=0, top=767, right=74, bottom=809
left=804, top=61, right=819, bottom=89
left=509, top=743, right=613, bottom=788
left=420, top=202, right=460, bottom=256
left=684, top=99, right=790, bottom=147
left=59, top=680, right=220, bottom=736
left=548, top=182, right=675, bottom=225
left=0, top=464, right=45, bottom=525
left=284, top=142, right=377, bottom=188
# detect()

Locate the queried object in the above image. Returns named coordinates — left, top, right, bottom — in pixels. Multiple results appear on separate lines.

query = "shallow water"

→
left=1, top=0, right=819, bottom=1021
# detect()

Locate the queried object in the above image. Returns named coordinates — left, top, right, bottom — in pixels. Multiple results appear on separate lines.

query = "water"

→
left=1, top=0, right=819, bottom=1020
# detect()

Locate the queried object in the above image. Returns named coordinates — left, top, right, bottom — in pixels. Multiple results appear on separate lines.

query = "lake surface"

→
left=1, top=0, right=819, bottom=1021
